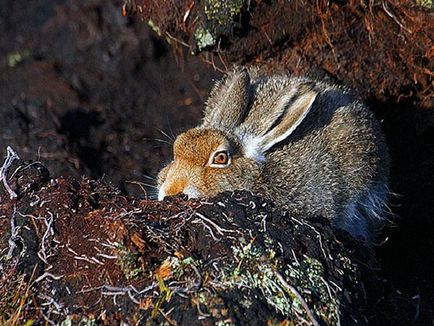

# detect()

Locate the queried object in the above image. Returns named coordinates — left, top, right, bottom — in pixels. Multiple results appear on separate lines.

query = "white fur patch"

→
left=243, top=135, right=265, bottom=161
left=158, top=183, right=201, bottom=200
left=335, top=183, right=389, bottom=243
left=183, top=184, right=201, bottom=199
left=158, top=186, right=166, bottom=201
left=235, top=130, right=265, bottom=162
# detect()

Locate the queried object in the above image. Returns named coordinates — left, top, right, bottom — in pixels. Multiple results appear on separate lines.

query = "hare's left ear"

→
left=202, top=69, right=251, bottom=129
left=259, top=87, right=318, bottom=152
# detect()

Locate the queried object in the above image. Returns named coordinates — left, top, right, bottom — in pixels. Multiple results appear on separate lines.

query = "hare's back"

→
left=258, top=80, right=389, bottom=240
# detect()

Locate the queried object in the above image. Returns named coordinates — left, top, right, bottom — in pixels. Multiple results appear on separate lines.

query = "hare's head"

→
left=157, top=68, right=318, bottom=200
left=157, top=127, right=262, bottom=200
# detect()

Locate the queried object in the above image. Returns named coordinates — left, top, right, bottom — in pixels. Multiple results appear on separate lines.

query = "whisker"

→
left=124, top=180, right=148, bottom=197
left=125, top=180, right=158, bottom=190
left=145, top=189, right=159, bottom=201
left=153, top=138, right=173, bottom=146
left=158, top=128, right=175, bottom=142
left=143, top=137, right=172, bottom=146
left=142, top=173, right=157, bottom=181
left=142, top=183, right=159, bottom=190
left=165, top=114, right=176, bottom=140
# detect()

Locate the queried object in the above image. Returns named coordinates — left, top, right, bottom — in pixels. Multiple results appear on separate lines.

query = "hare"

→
left=157, top=68, right=390, bottom=243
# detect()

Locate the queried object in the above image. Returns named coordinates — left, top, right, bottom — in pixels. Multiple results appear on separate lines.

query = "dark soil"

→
left=131, top=0, right=433, bottom=107
left=0, top=160, right=368, bottom=324
left=0, top=0, right=433, bottom=324
left=0, top=0, right=219, bottom=197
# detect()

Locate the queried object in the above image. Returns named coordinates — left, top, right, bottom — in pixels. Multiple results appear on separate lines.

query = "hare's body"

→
left=158, top=69, right=389, bottom=243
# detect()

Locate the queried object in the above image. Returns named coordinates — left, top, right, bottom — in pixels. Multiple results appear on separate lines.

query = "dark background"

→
left=0, top=0, right=219, bottom=197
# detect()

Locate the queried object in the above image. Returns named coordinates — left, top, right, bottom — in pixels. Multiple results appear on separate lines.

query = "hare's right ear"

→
left=259, top=87, right=317, bottom=152
left=202, top=69, right=250, bottom=129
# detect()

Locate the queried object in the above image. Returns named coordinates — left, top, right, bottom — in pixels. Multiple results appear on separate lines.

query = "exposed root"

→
left=0, top=146, right=20, bottom=201
left=7, top=206, right=21, bottom=259
left=274, top=270, right=320, bottom=326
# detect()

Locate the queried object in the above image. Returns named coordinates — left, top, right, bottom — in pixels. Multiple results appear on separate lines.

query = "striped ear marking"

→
left=259, top=88, right=317, bottom=152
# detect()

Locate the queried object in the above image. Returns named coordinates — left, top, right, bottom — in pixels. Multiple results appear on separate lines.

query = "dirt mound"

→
left=129, top=0, right=433, bottom=108
left=1, top=159, right=370, bottom=324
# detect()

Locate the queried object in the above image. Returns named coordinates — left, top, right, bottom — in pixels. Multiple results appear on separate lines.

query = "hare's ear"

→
left=202, top=69, right=250, bottom=129
left=259, top=87, right=318, bottom=152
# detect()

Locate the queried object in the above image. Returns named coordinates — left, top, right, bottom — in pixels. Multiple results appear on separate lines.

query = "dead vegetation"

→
left=127, top=0, right=433, bottom=107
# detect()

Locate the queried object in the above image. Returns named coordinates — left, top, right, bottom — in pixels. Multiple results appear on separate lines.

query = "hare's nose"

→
left=158, top=178, right=187, bottom=200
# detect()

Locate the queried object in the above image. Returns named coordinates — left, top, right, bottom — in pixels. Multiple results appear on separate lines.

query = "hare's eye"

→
left=212, top=151, right=230, bottom=166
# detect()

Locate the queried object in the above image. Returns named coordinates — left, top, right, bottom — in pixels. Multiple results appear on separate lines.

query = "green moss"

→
left=338, top=253, right=357, bottom=273
left=194, top=28, right=216, bottom=51
left=194, top=0, right=246, bottom=52
left=239, top=297, right=253, bottom=309
left=60, top=316, right=98, bottom=326
left=147, top=19, right=162, bottom=36
left=114, top=242, right=143, bottom=280
left=161, top=255, right=200, bottom=279
left=7, top=50, right=31, bottom=67
left=285, top=257, right=340, bottom=324
left=204, top=0, right=245, bottom=26
left=60, top=316, right=73, bottom=326
left=416, top=0, right=433, bottom=8
left=215, top=236, right=346, bottom=324
left=219, top=239, right=293, bottom=316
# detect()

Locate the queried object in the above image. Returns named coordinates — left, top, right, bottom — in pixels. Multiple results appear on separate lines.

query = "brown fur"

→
left=157, top=68, right=390, bottom=243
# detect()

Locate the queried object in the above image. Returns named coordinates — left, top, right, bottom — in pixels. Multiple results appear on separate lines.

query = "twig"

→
left=7, top=206, right=22, bottom=258
left=382, top=1, right=412, bottom=34
left=320, top=276, right=334, bottom=300
left=0, top=146, right=20, bottom=200
left=37, top=212, right=56, bottom=264
left=39, top=293, right=64, bottom=312
left=182, top=0, right=195, bottom=32
left=40, top=312, right=56, bottom=326
left=74, top=255, right=104, bottom=265
left=192, top=219, right=220, bottom=241
left=33, top=272, right=64, bottom=284
left=124, top=180, right=148, bottom=198
left=290, top=216, right=332, bottom=261
left=76, top=283, right=157, bottom=306
left=329, top=280, right=342, bottom=292
left=101, top=284, right=156, bottom=305
left=10, top=265, right=39, bottom=325
left=190, top=264, right=202, bottom=290
left=194, top=212, right=237, bottom=235
left=165, top=32, right=189, bottom=47
left=291, top=249, right=301, bottom=266
left=96, top=253, right=119, bottom=259
left=201, top=55, right=226, bottom=74
left=159, top=307, right=179, bottom=326
left=274, top=270, right=319, bottom=326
